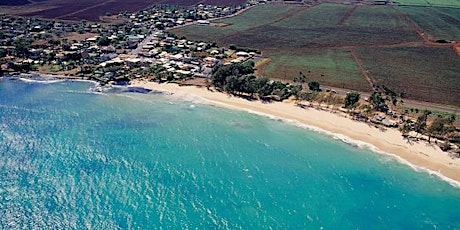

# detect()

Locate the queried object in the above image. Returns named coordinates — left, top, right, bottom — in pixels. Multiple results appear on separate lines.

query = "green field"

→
left=172, top=4, right=301, bottom=42
left=356, top=47, right=460, bottom=105
left=259, top=49, right=370, bottom=92
left=398, top=6, right=460, bottom=40
left=395, top=0, right=460, bottom=7
left=174, top=4, right=421, bottom=48
left=172, top=3, right=460, bottom=106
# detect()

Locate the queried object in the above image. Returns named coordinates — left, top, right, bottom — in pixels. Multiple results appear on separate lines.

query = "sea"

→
left=1, top=77, right=460, bottom=229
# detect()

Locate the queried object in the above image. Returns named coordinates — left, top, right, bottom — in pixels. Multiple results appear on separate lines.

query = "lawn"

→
left=356, top=46, right=460, bottom=106
left=399, top=6, right=460, bottom=40
left=259, top=49, right=370, bottom=92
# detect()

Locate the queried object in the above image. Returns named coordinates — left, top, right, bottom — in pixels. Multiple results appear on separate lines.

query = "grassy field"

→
left=398, top=6, right=460, bottom=40
left=356, top=46, right=460, bottom=105
left=258, top=49, right=371, bottom=92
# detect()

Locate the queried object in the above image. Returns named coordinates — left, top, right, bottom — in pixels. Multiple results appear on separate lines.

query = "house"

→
left=371, top=115, right=398, bottom=127
left=236, top=51, right=250, bottom=57
left=197, top=20, right=210, bottom=25
left=128, top=35, right=145, bottom=42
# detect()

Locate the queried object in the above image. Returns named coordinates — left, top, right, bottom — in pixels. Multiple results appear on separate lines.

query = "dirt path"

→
left=391, top=6, right=431, bottom=43
left=337, top=5, right=357, bottom=25
left=350, top=49, right=375, bottom=89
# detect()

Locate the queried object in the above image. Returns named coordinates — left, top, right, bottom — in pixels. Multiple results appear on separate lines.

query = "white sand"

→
left=131, top=80, right=460, bottom=185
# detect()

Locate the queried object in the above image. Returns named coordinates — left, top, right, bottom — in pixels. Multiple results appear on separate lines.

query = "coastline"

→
left=130, top=80, right=460, bottom=187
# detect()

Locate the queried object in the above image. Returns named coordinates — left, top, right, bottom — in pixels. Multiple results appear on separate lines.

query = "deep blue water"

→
left=1, top=78, right=460, bottom=229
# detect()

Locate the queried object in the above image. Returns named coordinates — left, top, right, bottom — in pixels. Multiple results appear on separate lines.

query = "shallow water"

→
left=1, top=78, right=459, bottom=229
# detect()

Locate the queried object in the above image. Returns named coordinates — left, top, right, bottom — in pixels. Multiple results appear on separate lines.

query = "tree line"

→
left=211, top=61, right=303, bottom=101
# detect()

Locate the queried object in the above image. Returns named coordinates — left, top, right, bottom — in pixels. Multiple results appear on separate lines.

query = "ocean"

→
left=1, top=78, right=460, bottom=229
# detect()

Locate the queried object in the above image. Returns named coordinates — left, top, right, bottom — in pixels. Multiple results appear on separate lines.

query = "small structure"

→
left=371, top=115, right=398, bottom=127
left=197, top=20, right=210, bottom=25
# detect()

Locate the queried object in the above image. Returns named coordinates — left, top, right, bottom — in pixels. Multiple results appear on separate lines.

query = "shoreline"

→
left=130, top=80, right=460, bottom=187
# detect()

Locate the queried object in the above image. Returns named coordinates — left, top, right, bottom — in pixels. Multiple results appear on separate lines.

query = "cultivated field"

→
left=258, top=49, right=370, bottom=92
left=174, top=4, right=421, bottom=48
left=356, top=47, right=460, bottom=106
left=0, top=0, right=246, bottom=21
left=395, top=0, right=460, bottom=7
left=398, top=6, right=460, bottom=41
left=173, top=3, right=460, bottom=106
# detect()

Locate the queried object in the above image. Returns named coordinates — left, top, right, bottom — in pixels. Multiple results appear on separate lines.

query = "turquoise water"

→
left=1, top=78, right=460, bottom=229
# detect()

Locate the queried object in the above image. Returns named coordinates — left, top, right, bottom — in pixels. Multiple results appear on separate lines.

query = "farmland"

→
left=395, top=0, right=460, bottom=7
left=172, top=3, right=460, bottom=106
left=174, top=4, right=421, bottom=49
left=258, top=49, right=370, bottom=92
left=356, top=47, right=460, bottom=106
left=0, top=0, right=246, bottom=21
left=398, top=6, right=460, bottom=41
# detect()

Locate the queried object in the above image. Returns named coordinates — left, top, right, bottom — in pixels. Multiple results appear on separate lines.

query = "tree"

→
left=97, top=36, right=110, bottom=46
left=370, top=92, right=388, bottom=112
left=427, top=114, right=456, bottom=140
left=308, top=81, right=320, bottom=91
left=254, top=77, right=272, bottom=97
left=344, top=92, right=360, bottom=109
left=241, top=61, right=255, bottom=75
left=13, top=38, right=32, bottom=57
left=414, top=110, right=431, bottom=136
left=296, top=91, right=318, bottom=105
left=293, top=72, right=307, bottom=84
left=400, top=119, right=414, bottom=137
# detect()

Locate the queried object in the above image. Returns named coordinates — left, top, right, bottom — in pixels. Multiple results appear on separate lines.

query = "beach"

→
left=131, top=80, right=460, bottom=185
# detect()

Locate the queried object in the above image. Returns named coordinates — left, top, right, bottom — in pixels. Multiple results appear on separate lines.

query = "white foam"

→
left=18, top=77, right=65, bottom=84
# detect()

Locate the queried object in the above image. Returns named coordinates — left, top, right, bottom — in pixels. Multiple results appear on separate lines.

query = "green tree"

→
left=308, top=81, right=320, bottom=91
left=414, top=110, right=431, bottom=136
left=293, top=72, right=307, bottom=84
left=344, top=92, right=360, bottom=109
left=254, top=77, right=272, bottom=97
left=97, top=36, right=110, bottom=46
left=13, top=38, right=32, bottom=57
left=370, top=92, right=388, bottom=112
left=427, top=114, right=456, bottom=140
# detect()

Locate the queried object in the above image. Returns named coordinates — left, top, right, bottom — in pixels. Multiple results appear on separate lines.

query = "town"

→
left=0, top=1, right=264, bottom=84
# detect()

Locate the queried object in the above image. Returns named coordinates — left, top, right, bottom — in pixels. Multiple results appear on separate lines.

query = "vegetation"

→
left=356, top=47, right=460, bottom=106
left=258, top=49, right=370, bottom=91
left=308, top=81, right=320, bottom=92
left=13, top=38, right=32, bottom=57
left=173, top=3, right=460, bottom=106
left=398, top=6, right=460, bottom=41
left=211, top=61, right=300, bottom=101
left=344, top=92, right=360, bottom=109
left=400, top=109, right=458, bottom=150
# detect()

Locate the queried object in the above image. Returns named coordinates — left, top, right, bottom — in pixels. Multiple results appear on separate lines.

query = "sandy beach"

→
left=131, top=80, right=460, bottom=186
